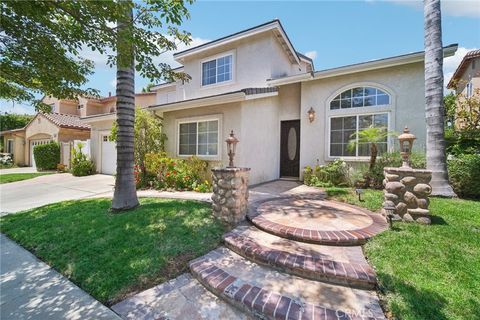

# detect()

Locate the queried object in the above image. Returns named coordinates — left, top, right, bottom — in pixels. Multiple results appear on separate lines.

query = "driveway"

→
left=0, top=173, right=115, bottom=214
left=0, top=167, right=43, bottom=175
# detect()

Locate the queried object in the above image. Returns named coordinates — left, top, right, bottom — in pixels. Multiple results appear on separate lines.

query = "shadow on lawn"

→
left=377, top=273, right=449, bottom=320
left=430, top=215, right=448, bottom=225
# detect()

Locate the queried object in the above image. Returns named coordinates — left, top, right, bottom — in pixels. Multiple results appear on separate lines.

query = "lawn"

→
left=0, top=172, right=53, bottom=184
left=0, top=198, right=225, bottom=305
left=326, top=188, right=480, bottom=320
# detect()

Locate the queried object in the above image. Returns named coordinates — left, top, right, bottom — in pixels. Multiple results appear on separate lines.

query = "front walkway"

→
left=0, top=167, right=40, bottom=175
left=0, top=234, right=120, bottom=320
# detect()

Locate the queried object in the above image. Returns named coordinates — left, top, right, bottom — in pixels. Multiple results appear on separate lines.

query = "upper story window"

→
left=330, top=87, right=390, bottom=110
left=202, top=54, right=232, bottom=86
left=466, top=81, right=473, bottom=98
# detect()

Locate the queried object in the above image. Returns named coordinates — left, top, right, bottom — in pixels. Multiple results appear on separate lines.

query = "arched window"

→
left=330, top=86, right=390, bottom=110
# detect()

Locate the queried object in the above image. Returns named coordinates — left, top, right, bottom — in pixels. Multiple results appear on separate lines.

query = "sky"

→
left=2, top=0, right=479, bottom=115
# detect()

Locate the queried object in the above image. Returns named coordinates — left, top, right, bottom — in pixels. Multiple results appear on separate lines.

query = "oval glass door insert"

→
left=287, top=127, right=297, bottom=160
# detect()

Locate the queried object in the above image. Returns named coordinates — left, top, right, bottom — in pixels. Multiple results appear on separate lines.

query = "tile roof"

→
left=447, top=49, right=480, bottom=89
left=41, top=112, right=90, bottom=130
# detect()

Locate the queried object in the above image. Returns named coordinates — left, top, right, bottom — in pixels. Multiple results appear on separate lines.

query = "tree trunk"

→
left=369, top=143, right=378, bottom=171
left=112, top=2, right=139, bottom=211
left=424, top=0, right=456, bottom=197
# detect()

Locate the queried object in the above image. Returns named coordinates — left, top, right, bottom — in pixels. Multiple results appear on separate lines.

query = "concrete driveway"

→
left=0, top=167, right=43, bottom=175
left=0, top=173, right=115, bottom=214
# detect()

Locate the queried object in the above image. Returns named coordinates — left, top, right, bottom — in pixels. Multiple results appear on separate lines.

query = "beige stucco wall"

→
left=2, top=132, right=26, bottom=165
left=175, top=32, right=308, bottom=102
left=299, top=62, right=426, bottom=177
left=455, top=57, right=480, bottom=95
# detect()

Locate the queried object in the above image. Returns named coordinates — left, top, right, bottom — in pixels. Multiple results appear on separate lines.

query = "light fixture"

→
left=225, top=130, right=239, bottom=167
left=307, top=107, right=316, bottom=123
left=398, top=126, right=416, bottom=168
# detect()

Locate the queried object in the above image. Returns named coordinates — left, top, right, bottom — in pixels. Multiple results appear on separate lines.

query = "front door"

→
left=280, top=120, right=300, bottom=177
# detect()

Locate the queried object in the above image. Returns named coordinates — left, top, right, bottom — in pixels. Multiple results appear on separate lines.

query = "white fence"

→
left=60, top=139, right=90, bottom=168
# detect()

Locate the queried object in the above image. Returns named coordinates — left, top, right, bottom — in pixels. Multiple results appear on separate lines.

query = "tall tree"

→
left=424, top=0, right=456, bottom=197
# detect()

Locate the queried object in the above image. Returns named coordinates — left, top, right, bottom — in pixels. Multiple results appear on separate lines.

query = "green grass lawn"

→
left=0, top=172, right=53, bottom=184
left=326, top=188, right=480, bottom=320
left=0, top=198, right=224, bottom=305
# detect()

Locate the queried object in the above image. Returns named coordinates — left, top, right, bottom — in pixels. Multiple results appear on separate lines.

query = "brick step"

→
left=224, top=225, right=377, bottom=290
left=112, top=273, right=253, bottom=320
left=189, top=247, right=385, bottom=320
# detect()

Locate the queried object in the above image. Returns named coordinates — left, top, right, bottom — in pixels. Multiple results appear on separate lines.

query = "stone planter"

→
left=383, top=167, right=432, bottom=224
left=211, top=167, right=250, bottom=227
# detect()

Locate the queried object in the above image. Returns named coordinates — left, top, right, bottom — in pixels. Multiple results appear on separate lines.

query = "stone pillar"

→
left=383, top=167, right=433, bottom=224
left=211, top=167, right=250, bottom=227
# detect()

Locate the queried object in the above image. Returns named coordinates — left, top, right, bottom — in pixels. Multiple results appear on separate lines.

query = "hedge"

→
left=33, top=142, right=60, bottom=170
left=448, top=154, right=480, bottom=199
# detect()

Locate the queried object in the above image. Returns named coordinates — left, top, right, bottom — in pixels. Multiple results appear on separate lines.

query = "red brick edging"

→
left=247, top=197, right=388, bottom=246
left=189, top=257, right=385, bottom=320
left=223, top=232, right=377, bottom=289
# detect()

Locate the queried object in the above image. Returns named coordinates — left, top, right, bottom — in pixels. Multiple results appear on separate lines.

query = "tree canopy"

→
left=0, top=0, right=192, bottom=111
left=0, top=113, right=34, bottom=131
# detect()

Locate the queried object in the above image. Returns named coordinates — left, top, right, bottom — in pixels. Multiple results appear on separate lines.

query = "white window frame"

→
left=6, top=139, right=14, bottom=153
left=466, top=80, right=473, bottom=98
left=175, top=114, right=222, bottom=160
left=200, top=50, right=235, bottom=88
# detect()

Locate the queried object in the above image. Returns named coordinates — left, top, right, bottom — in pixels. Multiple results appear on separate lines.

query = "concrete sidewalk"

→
left=0, top=234, right=121, bottom=320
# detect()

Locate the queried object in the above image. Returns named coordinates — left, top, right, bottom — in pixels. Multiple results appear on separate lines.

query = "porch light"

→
left=398, top=126, right=416, bottom=168
left=225, top=130, right=239, bottom=167
left=307, top=107, right=316, bottom=123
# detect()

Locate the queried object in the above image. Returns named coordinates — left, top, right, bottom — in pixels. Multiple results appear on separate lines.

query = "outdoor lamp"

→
left=225, top=130, right=239, bottom=167
left=307, top=107, right=316, bottom=123
left=398, top=126, right=416, bottom=168
left=384, top=205, right=396, bottom=229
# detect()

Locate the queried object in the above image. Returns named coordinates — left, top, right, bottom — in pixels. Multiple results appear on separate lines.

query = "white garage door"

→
left=101, top=135, right=117, bottom=175
left=30, top=139, right=51, bottom=168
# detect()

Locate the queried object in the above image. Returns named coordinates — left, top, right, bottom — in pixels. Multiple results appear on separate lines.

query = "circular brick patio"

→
left=248, top=197, right=388, bottom=245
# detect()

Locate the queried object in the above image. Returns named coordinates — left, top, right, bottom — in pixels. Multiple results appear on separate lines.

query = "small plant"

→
left=71, top=142, right=95, bottom=176
left=33, top=142, right=60, bottom=170
left=0, top=153, right=13, bottom=167
left=56, top=163, right=66, bottom=172
left=448, top=154, right=480, bottom=199
left=303, top=159, right=351, bottom=187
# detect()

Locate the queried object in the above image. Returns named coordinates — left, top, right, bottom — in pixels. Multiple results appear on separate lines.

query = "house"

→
left=447, top=49, right=480, bottom=128
left=1, top=92, right=155, bottom=167
left=85, top=19, right=457, bottom=184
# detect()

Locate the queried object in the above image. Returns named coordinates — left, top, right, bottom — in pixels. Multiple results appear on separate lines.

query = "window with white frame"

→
left=330, top=87, right=390, bottom=110
left=330, top=113, right=389, bottom=157
left=6, top=139, right=14, bottom=154
left=202, top=55, right=232, bottom=86
left=178, top=119, right=219, bottom=156
left=466, top=81, right=473, bottom=98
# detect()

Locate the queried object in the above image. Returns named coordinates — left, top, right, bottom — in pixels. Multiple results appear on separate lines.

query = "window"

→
left=202, top=55, right=232, bottom=86
left=6, top=139, right=14, bottom=154
left=330, top=87, right=390, bottom=110
left=178, top=120, right=219, bottom=156
left=466, top=81, right=473, bottom=98
left=330, top=113, right=388, bottom=157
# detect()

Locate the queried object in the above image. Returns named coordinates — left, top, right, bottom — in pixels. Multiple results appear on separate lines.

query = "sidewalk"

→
left=0, top=234, right=121, bottom=320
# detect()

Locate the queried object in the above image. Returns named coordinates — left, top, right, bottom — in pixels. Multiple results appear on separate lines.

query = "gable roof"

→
left=40, top=113, right=90, bottom=130
left=447, top=49, right=480, bottom=89
left=173, top=19, right=300, bottom=65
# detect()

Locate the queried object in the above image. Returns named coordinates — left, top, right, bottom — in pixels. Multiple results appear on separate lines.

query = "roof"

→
left=149, top=87, right=279, bottom=112
left=447, top=49, right=480, bottom=88
left=268, top=44, right=458, bottom=86
left=173, top=19, right=300, bottom=65
left=0, top=127, right=26, bottom=135
left=41, top=113, right=90, bottom=130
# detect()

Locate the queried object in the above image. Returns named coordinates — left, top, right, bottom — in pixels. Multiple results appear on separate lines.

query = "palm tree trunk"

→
left=424, top=0, right=456, bottom=197
left=112, top=1, right=139, bottom=211
left=369, top=143, right=378, bottom=171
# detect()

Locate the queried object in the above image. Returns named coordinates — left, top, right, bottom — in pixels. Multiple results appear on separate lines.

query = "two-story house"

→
left=1, top=92, right=155, bottom=167
left=85, top=19, right=457, bottom=184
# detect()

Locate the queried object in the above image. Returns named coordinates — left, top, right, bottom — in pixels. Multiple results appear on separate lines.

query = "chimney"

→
left=108, top=91, right=111, bottom=97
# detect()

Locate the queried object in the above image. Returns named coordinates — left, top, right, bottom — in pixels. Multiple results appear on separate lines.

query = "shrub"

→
left=448, top=154, right=480, bottom=199
left=303, top=159, right=351, bottom=187
left=56, top=163, right=66, bottom=172
left=33, top=142, right=60, bottom=170
left=143, top=153, right=215, bottom=192
left=71, top=142, right=95, bottom=176
left=0, top=153, right=13, bottom=166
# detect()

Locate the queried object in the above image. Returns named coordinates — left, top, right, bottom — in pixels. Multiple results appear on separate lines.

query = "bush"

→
left=304, top=159, right=351, bottom=187
left=445, top=128, right=480, bottom=156
left=143, top=153, right=215, bottom=192
left=448, top=154, right=480, bottom=199
left=0, top=153, right=13, bottom=167
left=71, top=142, right=95, bottom=176
left=33, top=142, right=60, bottom=170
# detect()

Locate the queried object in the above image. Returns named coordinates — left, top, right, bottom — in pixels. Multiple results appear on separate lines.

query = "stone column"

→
left=383, top=167, right=433, bottom=224
left=211, top=167, right=250, bottom=227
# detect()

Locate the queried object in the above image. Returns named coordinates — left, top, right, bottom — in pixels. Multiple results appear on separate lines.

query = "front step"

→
left=189, top=247, right=385, bottom=320
left=224, top=225, right=377, bottom=289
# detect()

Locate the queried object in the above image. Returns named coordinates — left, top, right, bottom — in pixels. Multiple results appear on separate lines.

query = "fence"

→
left=60, top=139, right=90, bottom=168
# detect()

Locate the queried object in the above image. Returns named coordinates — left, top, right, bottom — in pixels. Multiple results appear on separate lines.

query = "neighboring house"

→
left=1, top=92, right=155, bottom=167
left=447, top=49, right=480, bottom=128
left=85, top=19, right=457, bottom=184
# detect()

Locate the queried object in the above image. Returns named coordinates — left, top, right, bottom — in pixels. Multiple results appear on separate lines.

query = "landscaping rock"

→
left=385, top=181, right=405, bottom=194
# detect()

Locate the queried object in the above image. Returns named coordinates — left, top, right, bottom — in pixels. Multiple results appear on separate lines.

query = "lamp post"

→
left=384, top=205, right=396, bottom=229
left=398, top=126, right=416, bottom=168
left=225, top=130, right=239, bottom=167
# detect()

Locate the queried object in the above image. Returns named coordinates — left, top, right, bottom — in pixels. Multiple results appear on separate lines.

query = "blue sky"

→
left=2, top=0, right=479, bottom=114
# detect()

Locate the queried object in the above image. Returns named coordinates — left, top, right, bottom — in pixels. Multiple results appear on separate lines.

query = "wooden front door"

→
left=280, top=120, right=300, bottom=177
